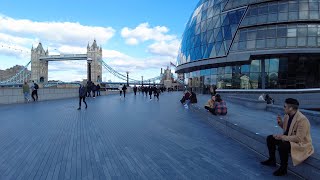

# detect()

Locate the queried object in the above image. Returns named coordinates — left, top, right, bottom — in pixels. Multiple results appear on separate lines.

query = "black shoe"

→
left=85, top=106, right=87, bottom=109
left=273, top=166, right=287, bottom=176
left=77, top=107, right=81, bottom=110
left=260, top=159, right=276, bottom=167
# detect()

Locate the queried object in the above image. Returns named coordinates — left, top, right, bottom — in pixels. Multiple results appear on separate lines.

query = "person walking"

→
left=118, top=84, right=123, bottom=98
left=155, top=86, right=160, bottom=100
left=96, top=84, right=101, bottom=96
left=31, top=81, right=39, bottom=101
left=148, top=86, right=153, bottom=99
left=133, top=85, right=137, bottom=95
left=122, top=84, right=127, bottom=98
left=22, top=81, right=30, bottom=103
left=92, top=83, right=96, bottom=98
left=261, top=98, right=314, bottom=176
left=77, top=84, right=87, bottom=110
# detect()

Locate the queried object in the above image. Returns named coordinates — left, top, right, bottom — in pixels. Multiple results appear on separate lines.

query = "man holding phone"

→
left=260, top=98, right=314, bottom=176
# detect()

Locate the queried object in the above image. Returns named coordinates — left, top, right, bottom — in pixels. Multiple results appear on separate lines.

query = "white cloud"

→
left=0, top=14, right=181, bottom=82
left=121, top=23, right=177, bottom=45
left=0, top=15, right=115, bottom=47
left=147, top=40, right=181, bottom=58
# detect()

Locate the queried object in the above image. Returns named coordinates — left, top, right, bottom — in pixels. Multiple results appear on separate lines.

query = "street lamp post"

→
left=126, top=71, right=129, bottom=86
left=87, top=58, right=93, bottom=82
left=141, top=76, right=143, bottom=86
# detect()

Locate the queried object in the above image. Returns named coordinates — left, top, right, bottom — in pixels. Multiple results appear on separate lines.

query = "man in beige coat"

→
left=261, top=98, right=314, bottom=176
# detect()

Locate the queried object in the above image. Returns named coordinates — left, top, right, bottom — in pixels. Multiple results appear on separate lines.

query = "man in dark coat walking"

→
left=78, top=84, right=87, bottom=110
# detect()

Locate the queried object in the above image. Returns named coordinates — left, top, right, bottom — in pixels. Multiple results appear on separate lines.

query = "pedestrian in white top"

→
left=118, top=84, right=123, bottom=98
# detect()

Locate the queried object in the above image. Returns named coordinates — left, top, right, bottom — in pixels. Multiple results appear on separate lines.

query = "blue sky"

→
left=0, top=0, right=197, bottom=82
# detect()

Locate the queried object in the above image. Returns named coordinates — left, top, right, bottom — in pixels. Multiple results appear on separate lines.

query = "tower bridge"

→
left=1, top=40, right=183, bottom=87
left=31, top=40, right=102, bottom=84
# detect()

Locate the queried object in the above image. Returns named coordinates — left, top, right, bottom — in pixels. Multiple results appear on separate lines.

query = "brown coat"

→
left=205, top=99, right=215, bottom=108
left=281, top=110, right=314, bottom=166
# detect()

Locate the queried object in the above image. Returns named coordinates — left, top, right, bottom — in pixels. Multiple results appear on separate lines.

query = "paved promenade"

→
left=0, top=92, right=301, bottom=179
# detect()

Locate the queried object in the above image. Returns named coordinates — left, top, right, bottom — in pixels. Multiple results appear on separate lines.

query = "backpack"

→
left=34, top=83, right=39, bottom=90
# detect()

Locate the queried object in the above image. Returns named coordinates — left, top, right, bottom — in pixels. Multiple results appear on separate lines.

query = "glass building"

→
left=176, top=0, right=320, bottom=93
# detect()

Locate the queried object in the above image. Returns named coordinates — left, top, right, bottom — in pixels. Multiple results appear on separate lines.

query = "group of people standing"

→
left=22, top=81, right=39, bottom=103
left=137, top=85, right=163, bottom=100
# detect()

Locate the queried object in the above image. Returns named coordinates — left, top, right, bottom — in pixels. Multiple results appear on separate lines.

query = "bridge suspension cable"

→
left=0, top=61, right=31, bottom=85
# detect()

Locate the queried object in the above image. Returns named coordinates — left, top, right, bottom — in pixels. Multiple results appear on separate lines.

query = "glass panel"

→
left=266, top=28, right=276, bottom=38
left=225, top=66, right=232, bottom=74
left=308, top=25, right=317, bottom=36
left=277, top=38, right=286, bottom=47
left=218, top=67, right=225, bottom=74
left=308, top=37, right=317, bottom=47
left=266, top=38, right=276, bottom=48
left=297, top=25, right=307, bottom=36
left=310, top=11, right=319, bottom=19
left=289, top=11, right=299, bottom=20
left=211, top=68, right=217, bottom=75
left=241, top=64, right=250, bottom=73
left=299, top=11, right=309, bottom=19
left=247, top=40, right=256, bottom=49
left=247, top=30, right=257, bottom=40
left=287, top=37, right=297, bottom=47
left=257, top=28, right=266, bottom=39
left=250, top=60, right=261, bottom=72
left=256, top=39, right=265, bottom=49
left=287, top=27, right=297, bottom=37
left=278, top=12, right=288, bottom=21
left=269, top=58, right=279, bottom=72
left=249, top=73, right=260, bottom=89
left=297, top=37, right=307, bottom=46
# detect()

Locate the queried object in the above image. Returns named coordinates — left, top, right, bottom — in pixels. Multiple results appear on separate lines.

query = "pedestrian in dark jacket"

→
left=78, top=84, right=87, bottom=110
left=148, top=86, right=153, bottom=99
left=133, top=85, right=137, bottom=95
left=96, top=84, right=101, bottom=96
left=122, top=85, right=127, bottom=98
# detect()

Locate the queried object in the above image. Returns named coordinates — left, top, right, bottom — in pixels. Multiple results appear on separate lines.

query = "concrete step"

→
left=189, top=101, right=320, bottom=180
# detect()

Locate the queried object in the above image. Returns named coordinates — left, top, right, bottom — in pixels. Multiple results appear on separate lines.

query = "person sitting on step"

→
left=212, top=94, right=227, bottom=115
left=260, top=98, right=314, bottom=176
left=204, top=94, right=215, bottom=114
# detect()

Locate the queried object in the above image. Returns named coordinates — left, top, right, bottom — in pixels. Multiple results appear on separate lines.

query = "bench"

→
left=189, top=101, right=320, bottom=180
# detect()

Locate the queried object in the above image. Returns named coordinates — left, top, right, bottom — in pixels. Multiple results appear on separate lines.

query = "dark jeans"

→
left=32, top=90, right=38, bottom=101
left=266, top=135, right=291, bottom=166
left=134, top=91, right=137, bottom=95
left=79, top=96, right=87, bottom=108
left=204, top=106, right=216, bottom=115
left=123, top=90, right=126, bottom=97
left=97, top=90, right=100, bottom=96
left=120, top=90, right=122, bottom=96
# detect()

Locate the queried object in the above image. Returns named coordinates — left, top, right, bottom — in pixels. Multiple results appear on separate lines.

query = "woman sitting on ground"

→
left=204, top=95, right=215, bottom=114
left=213, top=94, right=227, bottom=115
left=180, top=90, right=191, bottom=104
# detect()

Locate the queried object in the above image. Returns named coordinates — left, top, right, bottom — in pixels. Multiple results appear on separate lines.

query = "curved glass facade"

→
left=177, top=0, right=320, bottom=92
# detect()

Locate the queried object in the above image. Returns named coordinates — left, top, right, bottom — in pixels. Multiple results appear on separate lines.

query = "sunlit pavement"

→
left=0, top=92, right=301, bottom=179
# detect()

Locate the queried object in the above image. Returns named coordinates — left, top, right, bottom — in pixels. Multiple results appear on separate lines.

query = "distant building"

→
left=0, top=65, right=31, bottom=82
left=160, top=67, right=174, bottom=88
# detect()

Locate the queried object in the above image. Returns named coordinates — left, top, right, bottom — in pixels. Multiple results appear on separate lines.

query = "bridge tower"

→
left=31, top=43, right=49, bottom=83
left=87, top=40, right=102, bottom=83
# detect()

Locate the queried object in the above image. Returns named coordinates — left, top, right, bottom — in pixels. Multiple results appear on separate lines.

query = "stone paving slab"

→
left=0, top=92, right=301, bottom=179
